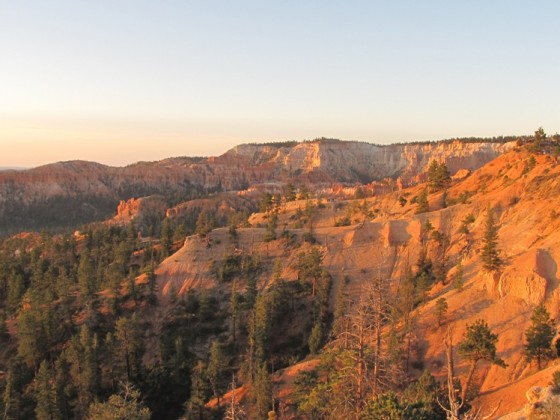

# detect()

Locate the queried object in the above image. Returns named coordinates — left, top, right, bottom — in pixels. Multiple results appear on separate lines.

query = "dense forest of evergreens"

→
left=0, top=199, right=506, bottom=419
left=0, top=198, right=337, bottom=419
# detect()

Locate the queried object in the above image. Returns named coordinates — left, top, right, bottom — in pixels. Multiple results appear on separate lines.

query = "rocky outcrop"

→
left=479, top=249, right=553, bottom=306
left=499, top=271, right=548, bottom=306
left=112, top=195, right=167, bottom=226
left=165, top=194, right=258, bottom=226
left=452, top=168, right=471, bottom=181
left=499, top=385, right=560, bottom=419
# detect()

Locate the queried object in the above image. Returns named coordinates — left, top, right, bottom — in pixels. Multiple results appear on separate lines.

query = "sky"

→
left=1, top=1, right=559, bottom=168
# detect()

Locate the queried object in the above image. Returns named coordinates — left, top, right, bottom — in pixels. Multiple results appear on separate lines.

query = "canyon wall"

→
left=0, top=140, right=514, bottom=234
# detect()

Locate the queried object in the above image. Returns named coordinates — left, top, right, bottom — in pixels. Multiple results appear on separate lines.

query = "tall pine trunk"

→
left=461, top=359, right=478, bottom=403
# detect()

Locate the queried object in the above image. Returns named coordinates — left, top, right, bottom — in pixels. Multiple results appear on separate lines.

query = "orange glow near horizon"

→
left=0, top=116, right=251, bottom=167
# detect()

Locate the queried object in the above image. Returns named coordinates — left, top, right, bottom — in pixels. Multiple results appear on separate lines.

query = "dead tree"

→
left=438, top=327, right=464, bottom=420
left=437, top=328, right=502, bottom=420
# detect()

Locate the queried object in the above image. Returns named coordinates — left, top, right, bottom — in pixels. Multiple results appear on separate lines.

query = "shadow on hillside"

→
left=452, top=297, right=493, bottom=322
left=537, top=249, right=559, bottom=296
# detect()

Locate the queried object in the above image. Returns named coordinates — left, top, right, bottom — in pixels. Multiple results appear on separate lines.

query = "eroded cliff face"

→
left=111, top=195, right=168, bottom=228
left=221, top=140, right=514, bottom=183
left=0, top=140, right=514, bottom=234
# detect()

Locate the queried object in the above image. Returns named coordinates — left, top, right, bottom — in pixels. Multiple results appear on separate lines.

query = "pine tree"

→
left=458, top=319, right=506, bottom=401
left=436, top=162, right=451, bottom=188
left=244, top=272, right=258, bottom=310
left=404, top=369, right=440, bottom=410
left=245, top=293, right=271, bottom=385
left=415, top=188, right=429, bottom=214
left=115, top=315, right=144, bottom=381
left=441, top=190, right=449, bottom=209
left=87, top=383, right=151, bottom=420
left=145, top=264, right=157, bottom=304
left=285, top=183, right=296, bottom=202
left=35, top=360, right=61, bottom=420
left=114, top=241, right=132, bottom=276
left=295, top=248, right=323, bottom=296
left=54, top=355, right=71, bottom=419
left=228, top=219, right=239, bottom=244
left=3, top=364, right=22, bottom=420
left=173, top=223, right=188, bottom=243
left=198, top=289, right=213, bottom=322
left=427, top=160, right=441, bottom=192
left=264, top=212, right=277, bottom=242
left=252, top=295, right=270, bottom=364
left=17, top=308, right=45, bottom=368
left=272, top=259, right=282, bottom=283
left=160, top=218, right=173, bottom=255
left=431, top=231, right=450, bottom=284
left=435, top=298, right=448, bottom=327
left=459, top=213, right=475, bottom=236
left=427, top=160, right=451, bottom=192
left=308, top=322, right=323, bottom=355
left=259, top=193, right=273, bottom=213
left=7, top=272, right=25, bottom=314
left=421, top=219, right=434, bottom=244
left=480, top=207, right=502, bottom=272
left=533, top=126, right=547, bottom=151
left=252, top=362, right=272, bottom=419
left=207, top=341, right=228, bottom=407
left=185, top=360, right=208, bottom=420
left=78, top=249, right=96, bottom=304
left=126, top=273, right=138, bottom=306
left=331, top=276, right=347, bottom=338
left=453, top=262, right=464, bottom=291
left=195, top=211, right=215, bottom=244
left=525, top=304, right=555, bottom=369
left=65, top=325, right=100, bottom=417
left=313, top=271, right=332, bottom=327
left=229, top=280, right=240, bottom=342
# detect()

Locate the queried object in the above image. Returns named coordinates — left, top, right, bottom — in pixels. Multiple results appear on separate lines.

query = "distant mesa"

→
left=0, top=166, right=27, bottom=171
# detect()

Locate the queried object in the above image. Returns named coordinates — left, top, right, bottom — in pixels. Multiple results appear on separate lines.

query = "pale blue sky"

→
left=1, top=1, right=559, bottom=167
